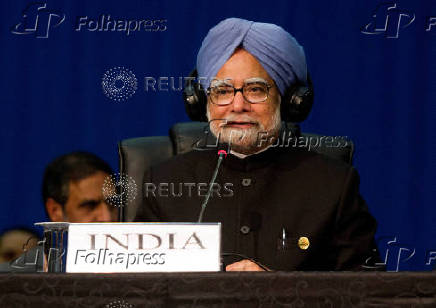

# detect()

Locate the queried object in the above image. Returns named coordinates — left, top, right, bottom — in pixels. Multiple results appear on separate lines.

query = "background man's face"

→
left=207, top=48, right=281, bottom=154
left=0, top=230, right=38, bottom=262
left=47, top=171, right=117, bottom=223
left=63, top=171, right=116, bottom=222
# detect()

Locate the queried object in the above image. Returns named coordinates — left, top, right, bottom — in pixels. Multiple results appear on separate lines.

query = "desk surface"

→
left=1, top=272, right=436, bottom=307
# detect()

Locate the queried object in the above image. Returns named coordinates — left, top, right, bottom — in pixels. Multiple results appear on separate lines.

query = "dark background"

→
left=0, top=0, right=435, bottom=270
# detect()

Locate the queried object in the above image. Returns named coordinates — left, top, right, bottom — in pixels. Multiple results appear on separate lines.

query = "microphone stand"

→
left=197, top=150, right=227, bottom=223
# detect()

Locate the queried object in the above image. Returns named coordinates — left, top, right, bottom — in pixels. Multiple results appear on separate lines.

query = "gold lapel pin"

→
left=298, top=236, right=310, bottom=250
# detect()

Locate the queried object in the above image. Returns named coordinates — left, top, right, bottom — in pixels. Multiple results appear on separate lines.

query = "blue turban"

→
left=196, top=18, right=308, bottom=96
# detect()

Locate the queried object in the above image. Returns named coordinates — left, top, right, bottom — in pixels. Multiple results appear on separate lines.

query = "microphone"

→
left=197, top=150, right=227, bottom=222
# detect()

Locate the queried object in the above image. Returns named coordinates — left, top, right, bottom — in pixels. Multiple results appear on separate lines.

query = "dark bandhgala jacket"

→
left=135, top=145, right=381, bottom=271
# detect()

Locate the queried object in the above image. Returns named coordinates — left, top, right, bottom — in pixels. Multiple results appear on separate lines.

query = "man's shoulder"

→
left=150, top=147, right=353, bottom=171
left=277, top=147, right=353, bottom=173
left=145, top=147, right=355, bottom=182
left=146, top=150, right=213, bottom=177
left=273, top=147, right=357, bottom=192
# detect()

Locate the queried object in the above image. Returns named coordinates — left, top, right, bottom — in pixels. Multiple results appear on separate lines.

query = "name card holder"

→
left=33, top=222, right=69, bottom=272
left=65, top=222, right=221, bottom=273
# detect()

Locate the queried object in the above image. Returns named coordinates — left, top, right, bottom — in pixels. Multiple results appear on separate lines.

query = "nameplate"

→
left=66, top=223, right=221, bottom=273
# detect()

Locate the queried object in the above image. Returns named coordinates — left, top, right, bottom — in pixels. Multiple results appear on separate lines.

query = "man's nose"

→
left=231, top=90, right=251, bottom=113
left=94, top=203, right=113, bottom=222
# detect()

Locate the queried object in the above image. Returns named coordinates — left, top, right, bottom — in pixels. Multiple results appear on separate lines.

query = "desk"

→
left=1, top=272, right=436, bottom=307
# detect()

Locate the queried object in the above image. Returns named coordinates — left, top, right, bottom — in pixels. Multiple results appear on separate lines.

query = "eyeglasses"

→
left=207, top=79, right=272, bottom=105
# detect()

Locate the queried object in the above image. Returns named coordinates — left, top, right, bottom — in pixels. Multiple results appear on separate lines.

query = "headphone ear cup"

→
left=280, top=77, right=314, bottom=123
left=183, top=69, right=208, bottom=122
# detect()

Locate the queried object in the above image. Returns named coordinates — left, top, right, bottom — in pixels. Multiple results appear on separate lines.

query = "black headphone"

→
left=182, top=69, right=314, bottom=123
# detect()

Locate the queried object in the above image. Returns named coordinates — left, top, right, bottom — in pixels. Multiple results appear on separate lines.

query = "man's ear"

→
left=45, top=198, right=65, bottom=222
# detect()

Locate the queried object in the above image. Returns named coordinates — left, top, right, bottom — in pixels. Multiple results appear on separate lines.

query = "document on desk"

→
left=66, top=222, right=221, bottom=273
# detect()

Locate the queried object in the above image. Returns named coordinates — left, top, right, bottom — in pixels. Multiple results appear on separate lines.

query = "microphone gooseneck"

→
left=197, top=150, right=227, bottom=223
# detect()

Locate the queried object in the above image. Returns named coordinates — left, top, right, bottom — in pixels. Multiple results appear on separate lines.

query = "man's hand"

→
left=225, top=259, right=265, bottom=271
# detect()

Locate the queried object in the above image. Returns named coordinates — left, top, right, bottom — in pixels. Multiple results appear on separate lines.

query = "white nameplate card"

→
left=66, top=223, right=221, bottom=273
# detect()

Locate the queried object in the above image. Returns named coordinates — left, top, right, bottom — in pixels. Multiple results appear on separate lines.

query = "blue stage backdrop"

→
left=1, top=0, right=435, bottom=270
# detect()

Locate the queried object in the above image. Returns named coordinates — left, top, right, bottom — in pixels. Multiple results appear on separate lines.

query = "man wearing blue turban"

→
left=136, top=18, right=381, bottom=271
left=197, top=18, right=308, bottom=99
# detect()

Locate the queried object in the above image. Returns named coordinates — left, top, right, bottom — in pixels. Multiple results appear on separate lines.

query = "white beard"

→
left=206, top=105, right=281, bottom=155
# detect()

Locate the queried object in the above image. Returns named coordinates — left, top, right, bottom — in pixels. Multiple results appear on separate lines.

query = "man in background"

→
left=0, top=151, right=117, bottom=271
left=43, top=151, right=117, bottom=223
left=0, top=228, right=38, bottom=263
